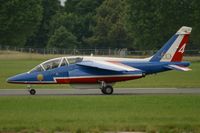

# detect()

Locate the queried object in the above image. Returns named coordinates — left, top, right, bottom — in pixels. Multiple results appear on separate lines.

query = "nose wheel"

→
left=27, top=85, right=36, bottom=95
left=29, top=89, right=36, bottom=95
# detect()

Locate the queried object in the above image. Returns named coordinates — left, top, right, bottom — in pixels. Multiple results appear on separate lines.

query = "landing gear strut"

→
left=100, top=81, right=113, bottom=95
left=27, top=85, right=36, bottom=95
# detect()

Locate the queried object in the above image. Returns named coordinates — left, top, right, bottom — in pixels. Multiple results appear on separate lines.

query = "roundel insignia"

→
left=165, top=53, right=172, bottom=59
left=37, top=74, right=44, bottom=81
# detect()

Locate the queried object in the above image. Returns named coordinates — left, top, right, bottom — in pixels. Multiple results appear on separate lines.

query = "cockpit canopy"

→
left=29, top=57, right=83, bottom=73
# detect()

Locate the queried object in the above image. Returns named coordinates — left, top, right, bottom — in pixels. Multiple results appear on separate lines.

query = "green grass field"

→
left=0, top=95, right=200, bottom=132
left=0, top=52, right=200, bottom=89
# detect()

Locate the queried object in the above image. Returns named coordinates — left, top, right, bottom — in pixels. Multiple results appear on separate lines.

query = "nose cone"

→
left=7, top=73, right=29, bottom=84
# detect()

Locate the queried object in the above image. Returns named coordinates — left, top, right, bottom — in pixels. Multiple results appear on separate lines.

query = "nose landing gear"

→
left=29, top=89, right=36, bottom=95
left=27, top=85, right=36, bottom=95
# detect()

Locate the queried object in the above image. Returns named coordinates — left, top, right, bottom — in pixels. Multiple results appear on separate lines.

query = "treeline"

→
left=0, top=0, right=200, bottom=50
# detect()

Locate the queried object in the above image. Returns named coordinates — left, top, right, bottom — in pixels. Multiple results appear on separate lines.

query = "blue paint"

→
left=7, top=60, right=190, bottom=84
left=150, top=34, right=179, bottom=62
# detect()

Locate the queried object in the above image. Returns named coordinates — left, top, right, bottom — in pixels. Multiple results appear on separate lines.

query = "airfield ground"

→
left=0, top=52, right=200, bottom=132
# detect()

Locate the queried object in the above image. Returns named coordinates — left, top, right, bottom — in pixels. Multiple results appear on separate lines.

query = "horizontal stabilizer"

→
left=165, top=65, right=191, bottom=71
left=77, top=60, right=141, bottom=72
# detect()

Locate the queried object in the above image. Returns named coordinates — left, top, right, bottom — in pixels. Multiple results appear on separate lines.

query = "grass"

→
left=0, top=52, right=200, bottom=89
left=0, top=95, right=200, bottom=132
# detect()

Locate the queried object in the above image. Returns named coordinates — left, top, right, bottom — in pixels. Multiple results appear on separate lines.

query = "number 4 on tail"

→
left=178, top=43, right=186, bottom=53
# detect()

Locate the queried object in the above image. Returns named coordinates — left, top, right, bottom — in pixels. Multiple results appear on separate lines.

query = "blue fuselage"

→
left=7, top=60, right=190, bottom=84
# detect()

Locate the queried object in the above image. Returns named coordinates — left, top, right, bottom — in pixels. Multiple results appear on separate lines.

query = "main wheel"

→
left=101, top=85, right=113, bottom=95
left=29, top=89, right=36, bottom=95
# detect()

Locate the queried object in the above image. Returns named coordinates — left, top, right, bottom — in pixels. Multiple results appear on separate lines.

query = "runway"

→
left=0, top=88, right=200, bottom=96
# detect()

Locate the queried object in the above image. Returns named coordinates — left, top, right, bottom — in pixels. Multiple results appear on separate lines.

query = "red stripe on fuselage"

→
left=56, top=76, right=142, bottom=84
left=8, top=75, right=143, bottom=84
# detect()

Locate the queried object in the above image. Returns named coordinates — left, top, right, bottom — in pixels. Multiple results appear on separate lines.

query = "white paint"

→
left=85, top=60, right=140, bottom=71
left=168, top=65, right=191, bottom=71
left=54, top=74, right=143, bottom=80
left=178, top=43, right=186, bottom=53
left=176, top=26, right=192, bottom=35
left=160, top=35, right=184, bottom=62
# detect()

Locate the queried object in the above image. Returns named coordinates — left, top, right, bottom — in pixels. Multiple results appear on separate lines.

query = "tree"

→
left=47, top=26, right=79, bottom=49
left=26, top=0, right=61, bottom=48
left=108, top=22, right=132, bottom=48
left=62, top=0, right=104, bottom=48
left=128, top=0, right=162, bottom=50
left=128, top=0, right=198, bottom=50
left=64, top=0, right=103, bottom=15
left=49, top=12, right=83, bottom=48
left=190, top=0, right=200, bottom=49
left=49, top=0, right=103, bottom=48
left=0, top=0, right=42, bottom=47
left=87, top=0, right=132, bottom=48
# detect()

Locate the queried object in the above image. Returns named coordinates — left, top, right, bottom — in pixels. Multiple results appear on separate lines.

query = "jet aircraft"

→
left=7, top=26, right=192, bottom=95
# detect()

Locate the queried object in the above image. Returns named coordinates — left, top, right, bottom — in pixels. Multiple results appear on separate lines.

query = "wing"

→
left=77, top=60, right=141, bottom=72
left=165, top=65, right=191, bottom=71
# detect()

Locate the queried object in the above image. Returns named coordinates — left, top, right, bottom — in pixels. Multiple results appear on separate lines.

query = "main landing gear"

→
left=27, top=85, right=36, bottom=95
left=100, top=81, right=113, bottom=95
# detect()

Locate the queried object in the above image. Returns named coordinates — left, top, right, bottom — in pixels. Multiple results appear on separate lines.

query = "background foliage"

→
left=0, top=0, right=199, bottom=50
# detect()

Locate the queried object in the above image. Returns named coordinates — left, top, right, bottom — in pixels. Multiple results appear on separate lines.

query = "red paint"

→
left=171, top=34, right=189, bottom=62
left=8, top=76, right=143, bottom=84
left=56, top=76, right=142, bottom=84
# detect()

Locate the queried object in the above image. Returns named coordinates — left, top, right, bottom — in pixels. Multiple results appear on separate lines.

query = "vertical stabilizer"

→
left=150, top=26, right=192, bottom=62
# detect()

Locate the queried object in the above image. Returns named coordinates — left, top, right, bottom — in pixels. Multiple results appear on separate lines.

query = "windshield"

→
left=29, top=57, right=82, bottom=73
left=67, top=57, right=83, bottom=64
left=29, top=65, right=44, bottom=73
left=60, top=58, right=68, bottom=66
left=42, top=58, right=61, bottom=70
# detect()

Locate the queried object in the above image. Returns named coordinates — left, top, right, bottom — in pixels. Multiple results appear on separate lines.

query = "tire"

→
left=102, top=85, right=113, bottom=95
left=29, top=89, right=36, bottom=95
left=101, top=88, right=105, bottom=94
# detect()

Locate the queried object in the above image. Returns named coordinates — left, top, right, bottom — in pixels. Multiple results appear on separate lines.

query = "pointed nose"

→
left=6, top=77, right=13, bottom=83
left=7, top=73, right=28, bottom=84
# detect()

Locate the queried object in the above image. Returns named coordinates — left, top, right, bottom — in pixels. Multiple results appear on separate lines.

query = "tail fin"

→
left=150, top=26, right=192, bottom=62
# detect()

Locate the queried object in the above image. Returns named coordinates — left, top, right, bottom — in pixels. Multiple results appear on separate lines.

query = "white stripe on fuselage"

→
left=54, top=73, right=143, bottom=80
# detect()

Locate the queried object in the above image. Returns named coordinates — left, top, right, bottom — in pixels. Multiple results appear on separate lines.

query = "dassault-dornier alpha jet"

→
left=7, top=26, right=192, bottom=95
